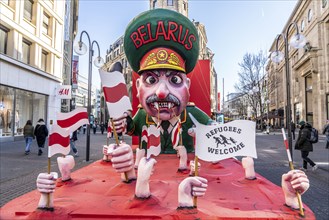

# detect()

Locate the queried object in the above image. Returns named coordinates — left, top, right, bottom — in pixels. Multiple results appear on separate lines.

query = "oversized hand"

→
left=178, top=177, right=208, bottom=208
left=110, top=143, right=136, bottom=181
left=241, top=156, right=256, bottom=180
left=134, top=148, right=146, bottom=169
left=110, top=111, right=131, bottom=134
left=176, top=145, right=187, bottom=170
left=57, top=155, right=75, bottom=181
left=135, top=157, right=157, bottom=198
left=36, top=172, right=58, bottom=208
left=281, top=170, right=310, bottom=209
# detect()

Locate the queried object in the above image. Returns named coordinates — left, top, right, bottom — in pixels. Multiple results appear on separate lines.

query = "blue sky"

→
left=76, top=0, right=297, bottom=100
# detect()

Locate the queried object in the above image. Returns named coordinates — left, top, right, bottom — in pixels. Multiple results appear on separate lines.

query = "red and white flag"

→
left=48, top=124, right=70, bottom=157
left=141, top=125, right=148, bottom=143
left=57, top=108, right=89, bottom=133
left=146, top=125, right=161, bottom=159
left=171, top=120, right=181, bottom=149
left=99, top=69, right=132, bottom=119
left=107, top=126, right=112, bottom=138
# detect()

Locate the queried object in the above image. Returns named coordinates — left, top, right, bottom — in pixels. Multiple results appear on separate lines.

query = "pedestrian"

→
left=83, top=124, right=86, bottom=134
left=100, top=123, right=105, bottom=135
left=323, top=120, right=329, bottom=149
left=23, top=120, right=34, bottom=155
left=291, top=121, right=296, bottom=140
left=294, top=120, right=318, bottom=171
left=70, top=130, right=79, bottom=157
left=93, top=123, right=97, bottom=134
left=34, top=118, right=48, bottom=156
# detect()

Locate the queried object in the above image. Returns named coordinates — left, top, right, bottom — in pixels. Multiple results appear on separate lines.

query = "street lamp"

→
left=270, top=22, right=306, bottom=160
left=73, top=31, right=104, bottom=161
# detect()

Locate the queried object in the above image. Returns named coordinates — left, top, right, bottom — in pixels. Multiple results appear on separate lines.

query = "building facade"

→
left=267, top=0, right=329, bottom=131
left=0, top=0, right=67, bottom=141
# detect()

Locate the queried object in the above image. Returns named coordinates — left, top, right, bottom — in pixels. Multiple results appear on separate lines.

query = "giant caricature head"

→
left=124, top=9, right=199, bottom=121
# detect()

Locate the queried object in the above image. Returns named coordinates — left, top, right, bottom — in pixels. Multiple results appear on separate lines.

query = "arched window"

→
left=300, top=20, right=305, bottom=32
left=307, top=9, right=313, bottom=22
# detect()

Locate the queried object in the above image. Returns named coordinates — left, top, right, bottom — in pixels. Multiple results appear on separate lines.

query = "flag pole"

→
left=281, top=128, right=304, bottom=217
left=111, top=118, right=129, bottom=182
left=47, top=157, right=51, bottom=209
left=193, top=155, right=199, bottom=208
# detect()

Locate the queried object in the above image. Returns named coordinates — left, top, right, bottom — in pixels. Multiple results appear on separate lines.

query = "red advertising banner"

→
left=72, top=55, right=79, bottom=89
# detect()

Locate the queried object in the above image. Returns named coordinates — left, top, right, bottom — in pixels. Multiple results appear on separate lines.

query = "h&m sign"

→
left=56, top=85, right=72, bottom=99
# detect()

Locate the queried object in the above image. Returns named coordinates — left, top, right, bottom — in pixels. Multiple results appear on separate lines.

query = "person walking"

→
left=294, top=120, right=318, bottom=171
left=291, top=121, right=296, bottom=140
left=100, top=123, right=105, bottom=135
left=83, top=124, right=86, bottom=134
left=23, top=120, right=34, bottom=155
left=323, top=120, right=329, bottom=149
left=70, top=130, right=79, bottom=157
left=93, top=123, right=97, bottom=134
left=34, top=118, right=48, bottom=156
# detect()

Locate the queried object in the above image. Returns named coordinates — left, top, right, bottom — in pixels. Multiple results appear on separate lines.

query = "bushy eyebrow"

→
left=143, top=69, right=183, bottom=77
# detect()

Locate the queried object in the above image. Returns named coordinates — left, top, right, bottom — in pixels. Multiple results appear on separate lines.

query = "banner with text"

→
left=190, top=114, right=257, bottom=162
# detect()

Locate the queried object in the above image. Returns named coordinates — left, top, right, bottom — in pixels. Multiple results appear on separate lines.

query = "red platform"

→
left=0, top=155, right=315, bottom=219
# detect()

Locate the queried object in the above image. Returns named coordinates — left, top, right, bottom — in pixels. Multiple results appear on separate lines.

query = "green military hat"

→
left=124, top=8, right=199, bottom=74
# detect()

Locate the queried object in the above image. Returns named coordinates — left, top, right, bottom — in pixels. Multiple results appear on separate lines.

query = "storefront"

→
left=0, top=85, right=48, bottom=139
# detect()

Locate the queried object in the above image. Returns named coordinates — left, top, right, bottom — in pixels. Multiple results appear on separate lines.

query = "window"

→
left=3, top=0, right=9, bottom=5
left=300, top=20, right=305, bottom=32
left=41, top=50, right=48, bottom=71
left=0, top=26, right=9, bottom=54
left=22, top=39, right=31, bottom=64
left=167, top=0, right=173, bottom=6
left=24, top=0, right=33, bottom=22
left=307, top=9, right=313, bottom=22
left=183, top=2, right=187, bottom=10
left=323, top=0, right=328, bottom=8
left=42, top=12, right=50, bottom=35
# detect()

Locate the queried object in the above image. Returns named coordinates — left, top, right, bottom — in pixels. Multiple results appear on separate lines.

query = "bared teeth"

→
left=153, top=102, right=174, bottom=109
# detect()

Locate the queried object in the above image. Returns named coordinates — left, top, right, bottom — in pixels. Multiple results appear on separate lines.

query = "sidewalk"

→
left=0, top=132, right=128, bottom=207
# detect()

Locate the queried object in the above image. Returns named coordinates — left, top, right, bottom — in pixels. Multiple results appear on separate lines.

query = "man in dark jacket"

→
left=295, top=120, right=318, bottom=171
left=34, top=118, right=48, bottom=156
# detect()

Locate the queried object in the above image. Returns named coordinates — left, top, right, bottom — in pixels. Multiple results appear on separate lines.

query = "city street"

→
left=0, top=130, right=328, bottom=219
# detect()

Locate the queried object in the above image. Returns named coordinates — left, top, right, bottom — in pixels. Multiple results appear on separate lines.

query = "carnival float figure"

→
left=1, top=8, right=312, bottom=220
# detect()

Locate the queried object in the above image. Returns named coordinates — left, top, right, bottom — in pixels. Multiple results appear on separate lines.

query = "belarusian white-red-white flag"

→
left=57, top=108, right=89, bottom=133
left=48, top=124, right=70, bottom=157
left=99, top=69, right=132, bottom=119
left=141, top=125, right=148, bottom=143
left=189, top=114, right=257, bottom=162
left=171, top=120, right=181, bottom=149
left=146, top=125, right=161, bottom=159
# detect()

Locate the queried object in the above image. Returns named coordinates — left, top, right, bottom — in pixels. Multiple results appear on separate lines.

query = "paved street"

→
left=0, top=130, right=328, bottom=219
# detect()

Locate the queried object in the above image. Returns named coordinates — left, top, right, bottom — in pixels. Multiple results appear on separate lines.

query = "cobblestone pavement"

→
left=1, top=131, right=328, bottom=219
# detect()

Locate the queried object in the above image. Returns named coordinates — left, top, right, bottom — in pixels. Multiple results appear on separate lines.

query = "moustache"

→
left=146, top=94, right=180, bottom=106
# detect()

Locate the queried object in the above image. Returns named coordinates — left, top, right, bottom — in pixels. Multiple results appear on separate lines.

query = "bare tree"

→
left=234, top=50, right=267, bottom=129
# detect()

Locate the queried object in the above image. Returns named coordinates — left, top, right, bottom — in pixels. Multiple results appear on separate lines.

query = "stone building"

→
left=0, top=0, right=72, bottom=141
left=267, top=0, right=329, bottom=131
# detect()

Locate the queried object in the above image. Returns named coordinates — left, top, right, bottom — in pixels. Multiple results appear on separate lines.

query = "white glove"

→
left=57, top=155, right=75, bottom=181
left=188, top=127, right=196, bottom=137
left=134, top=148, right=145, bottom=169
left=189, top=160, right=201, bottom=176
left=110, top=111, right=131, bottom=134
left=110, top=143, right=136, bottom=181
left=135, top=157, right=157, bottom=198
left=36, top=172, right=58, bottom=209
left=178, top=177, right=208, bottom=208
left=241, top=156, right=256, bottom=180
left=102, top=145, right=115, bottom=162
left=176, top=145, right=188, bottom=171
left=281, top=170, right=310, bottom=209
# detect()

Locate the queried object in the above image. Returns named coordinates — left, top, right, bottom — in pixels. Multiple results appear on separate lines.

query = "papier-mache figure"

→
left=109, top=8, right=211, bottom=207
